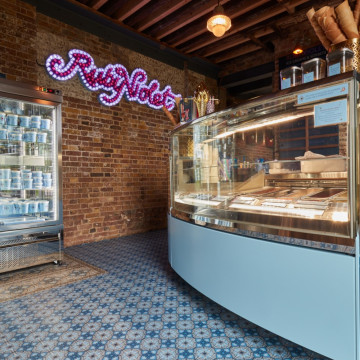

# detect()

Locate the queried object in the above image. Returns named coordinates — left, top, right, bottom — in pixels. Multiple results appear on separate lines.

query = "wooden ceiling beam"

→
left=113, top=0, right=151, bottom=21
left=276, top=0, right=295, bottom=14
left=170, top=0, right=272, bottom=47
left=149, top=0, right=230, bottom=40
left=127, top=0, right=192, bottom=32
left=192, top=27, right=274, bottom=57
left=248, top=35, right=274, bottom=52
left=102, top=0, right=124, bottom=16
left=174, top=0, right=311, bottom=53
left=270, top=24, right=287, bottom=38
left=212, top=44, right=263, bottom=63
left=87, top=0, right=108, bottom=10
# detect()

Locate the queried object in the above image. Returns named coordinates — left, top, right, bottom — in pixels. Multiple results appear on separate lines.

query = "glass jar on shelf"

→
left=6, top=114, right=18, bottom=127
left=19, top=116, right=30, bottom=128
left=23, top=129, right=38, bottom=156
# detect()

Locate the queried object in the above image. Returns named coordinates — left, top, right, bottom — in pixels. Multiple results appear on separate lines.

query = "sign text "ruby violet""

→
left=46, top=49, right=181, bottom=111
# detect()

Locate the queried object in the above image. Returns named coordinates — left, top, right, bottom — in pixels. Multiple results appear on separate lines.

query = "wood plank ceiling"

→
left=61, top=0, right=347, bottom=100
left=70, top=0, right=318, bottom=69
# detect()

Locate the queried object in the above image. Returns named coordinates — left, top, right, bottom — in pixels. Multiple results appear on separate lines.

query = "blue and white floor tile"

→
left=0, top=230, right=331, bottom=359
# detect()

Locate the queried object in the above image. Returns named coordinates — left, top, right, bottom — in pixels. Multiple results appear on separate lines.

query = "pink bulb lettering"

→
left=46, top=49, right=181, bottom=110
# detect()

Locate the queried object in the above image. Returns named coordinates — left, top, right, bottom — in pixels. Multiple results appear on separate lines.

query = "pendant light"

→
left=292, top=36, right=305, bottom=55
left=207, top=1, right=231, bottom=38
left=293, top=43, right=304, bottom=55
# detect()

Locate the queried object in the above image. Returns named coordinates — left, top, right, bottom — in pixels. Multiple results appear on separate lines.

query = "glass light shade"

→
left=207, top=10, right=231, bottom=37
left=293, top=47, right=303, bottom=55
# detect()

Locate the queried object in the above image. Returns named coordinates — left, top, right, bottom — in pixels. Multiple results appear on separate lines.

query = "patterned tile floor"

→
left=0, top=230, right=331, bottom=360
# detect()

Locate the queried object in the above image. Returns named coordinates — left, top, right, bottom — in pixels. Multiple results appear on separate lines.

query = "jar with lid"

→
left=326, top=48, right=354, bottom=76
left=279, top=66, right=302, bottom=90
left=301, top=58, right=326, bottom=83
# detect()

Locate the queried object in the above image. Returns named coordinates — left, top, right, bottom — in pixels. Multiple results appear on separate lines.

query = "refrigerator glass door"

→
left=0, top=96, right=59, bottom=230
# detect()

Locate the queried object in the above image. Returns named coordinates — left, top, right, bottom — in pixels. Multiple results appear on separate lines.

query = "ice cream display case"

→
left=0, top=78, right=63, bottom=273
left=168, top=72, right=360, bottom=360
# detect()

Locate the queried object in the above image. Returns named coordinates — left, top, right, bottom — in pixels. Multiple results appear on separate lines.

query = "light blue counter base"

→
left=168, top=215, right=356, bottom=360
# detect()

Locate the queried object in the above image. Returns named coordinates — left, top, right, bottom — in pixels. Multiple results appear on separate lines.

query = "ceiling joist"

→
left=127, top=0, right=192, bottom=32
left=113, top=0, right=151, bottom=21
left=87, top=0, right=108, bottom=11
left=64, top=0, right=343, bottom=88
left=197, top=27, right=275, bottom=58
left=178, top=0, right=311, bottom=54
left=170, top=0, right=273, bottom=48
left=149, top=0, right=231, bottom=40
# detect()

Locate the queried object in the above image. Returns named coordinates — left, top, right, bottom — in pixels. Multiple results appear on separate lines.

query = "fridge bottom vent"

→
left=0, top=237, right=62, bottom=273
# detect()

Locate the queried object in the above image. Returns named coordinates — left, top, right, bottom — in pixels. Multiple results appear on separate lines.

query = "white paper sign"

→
left=314, top=99, right=347, bottom=127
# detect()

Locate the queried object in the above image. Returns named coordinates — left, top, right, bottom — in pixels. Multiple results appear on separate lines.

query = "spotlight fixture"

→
left=293, top=38, right=304, bottom=55
left=293, top=45, right=304, bottom=55
left=207, top=0, right=231, bottom=38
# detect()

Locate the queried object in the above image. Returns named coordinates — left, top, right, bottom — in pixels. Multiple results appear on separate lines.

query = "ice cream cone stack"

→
left=307, top=1, right=360, bottom=50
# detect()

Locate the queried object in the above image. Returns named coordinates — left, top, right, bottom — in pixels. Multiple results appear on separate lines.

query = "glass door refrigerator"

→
left=0, top=78, right=63, bottom=273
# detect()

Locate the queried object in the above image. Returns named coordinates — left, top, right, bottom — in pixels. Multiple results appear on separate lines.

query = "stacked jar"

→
left=0, top=199, right=50, bottom=216
left=0, top=168, right=11, bottom=190
left=32, top=170, right=43, bottom=189
left=42, top=172, right=52, bottom=188
left=21, top=169, right=32, bottom=189
left=23, top=116, right=51, bottom=155
left=11, top=170, right=21, bottom=189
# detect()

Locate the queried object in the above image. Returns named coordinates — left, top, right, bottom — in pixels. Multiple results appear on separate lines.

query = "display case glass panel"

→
left=170, top=74, right=358, bottom=254
left=0, top=96, right=58, bottom=228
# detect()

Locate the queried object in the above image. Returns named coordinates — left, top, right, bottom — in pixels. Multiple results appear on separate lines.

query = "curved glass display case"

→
left=170, top=72, right=359, bottom=255
left=168, top=72, right=360, bottom=360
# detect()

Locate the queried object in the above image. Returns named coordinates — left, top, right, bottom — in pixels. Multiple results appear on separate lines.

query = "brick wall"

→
left=0, top=0, right=218, bottom=246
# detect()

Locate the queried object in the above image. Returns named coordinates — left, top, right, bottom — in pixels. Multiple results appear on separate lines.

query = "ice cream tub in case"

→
left=38, top=200, right=49, bottom=212
left=30, top=116, right=41, bottom=129
left=11, top=180, right=21, bottom=189
left=22, top=178, right=33, bottom=189
left=21, top=171, right=32, bottom=179
left=28, top=200, right=38, bottom=213
left=32, top=171, right=42, bottom=178
left=40, top=118, right=51, bottom=130
left=19, top=116, right=30, bottom=128
left=12, top=202, right=21, bottom=215
left=37, top=132, right=47, bottom=143
left=31, top=115, right=41, bottom=122
left=7, top=114, right=18, bottom=126
left=0, top=201, right=12, bottom=216
left=33, top=179, right=42, bottom=189
left=11, top=170, right=20, bottom=178
left=23, top=131, right=37, bottom=142
left=42, top=173, right=52, bottom=180
left=21, top=169, right=31, bottom=175
left=11, top=177, right=21, bottom=184
left=9, top=131, right=22, bottom=141
left=43, top=179, right=52, bottom=188
left=0, top=129, right=8, bottom=140
left=0, top=169, right=11, bottom=179
left=0, top=112, right=6, bottom=125
left=0, top=179, right=11, bottom=190
left=20, top=201, right=29, bottom=214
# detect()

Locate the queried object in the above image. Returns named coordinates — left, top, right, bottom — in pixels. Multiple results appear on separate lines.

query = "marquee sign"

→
left=45, top=49, right=181, bottom=110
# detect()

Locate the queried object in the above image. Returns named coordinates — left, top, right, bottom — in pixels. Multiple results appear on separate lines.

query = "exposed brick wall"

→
left=235, top=135, right=274, bottom=163
left=0, top=0, right=37, bottom=83
left=0, top=0, right=219, bottom=246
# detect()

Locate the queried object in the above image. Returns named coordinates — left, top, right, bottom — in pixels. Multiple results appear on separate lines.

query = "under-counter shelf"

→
left=0, top=188, right=53, bottom=191
left=0, top=217, right=46, bottom=225
left=0, top=155, right=46, bottom=166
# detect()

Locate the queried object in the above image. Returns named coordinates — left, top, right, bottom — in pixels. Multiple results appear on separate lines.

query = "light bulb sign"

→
left=46, top=49, right=181, bottom=110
